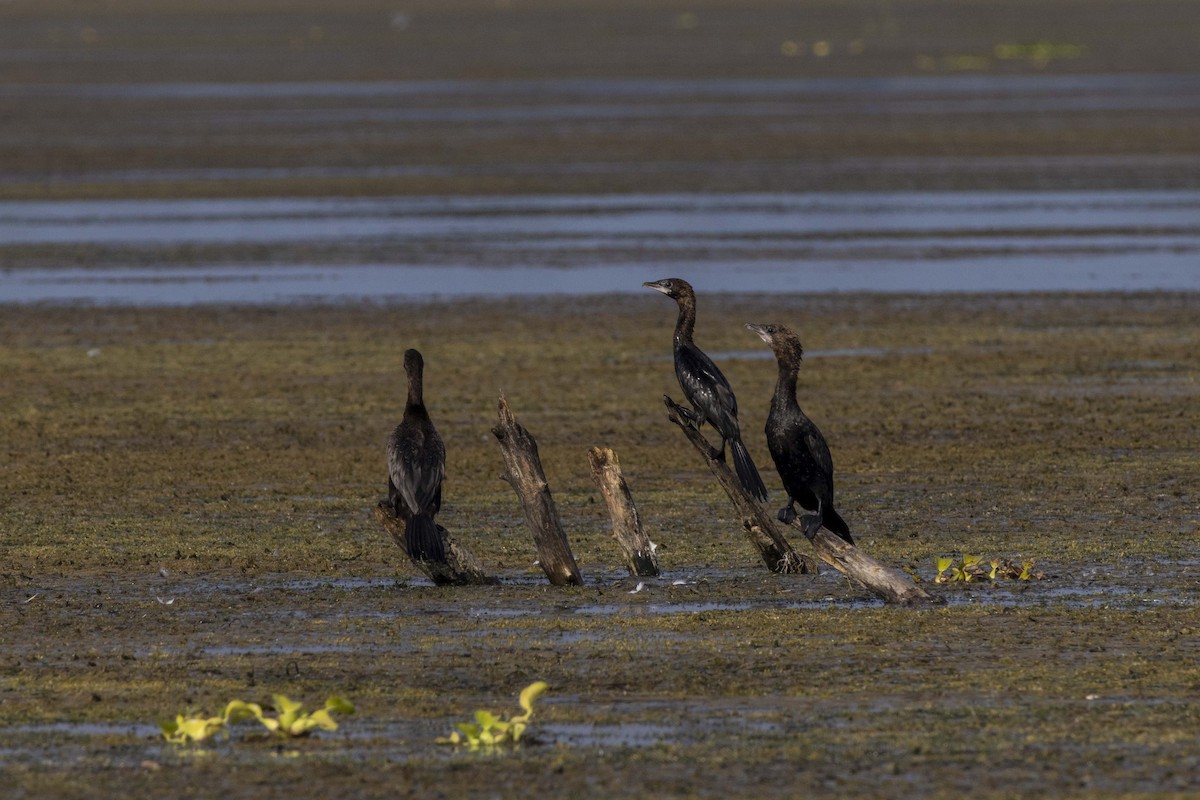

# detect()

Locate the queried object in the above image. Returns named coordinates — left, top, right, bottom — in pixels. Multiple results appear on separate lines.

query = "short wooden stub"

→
left=663, top=395, right=817, bottom=575
left=794, top=524, right=944, bottom=607
left=373, top=501, right=498, bottom=586
left=492, top=395, right=583, bottom=586
left=587, top=446, right=660, bottom=577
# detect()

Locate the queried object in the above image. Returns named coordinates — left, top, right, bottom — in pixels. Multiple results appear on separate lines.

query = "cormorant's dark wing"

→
left=675, top=343, right=740, bottom=435
left=801, top=422, right=836, bottom=486
left=387, top=421, right=446, bottom=515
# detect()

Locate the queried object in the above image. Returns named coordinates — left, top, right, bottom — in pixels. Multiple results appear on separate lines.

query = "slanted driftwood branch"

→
left=492, top=395, right=583, bottom=586
left=373, top=501, right=498, bottom=586
left=663, top=394, right=942, bottom=605
left=790, top=523, right=944, bottom=607
left=663, top=395, right=817, bottom=574
left=587, top=447, right=660, bottom=577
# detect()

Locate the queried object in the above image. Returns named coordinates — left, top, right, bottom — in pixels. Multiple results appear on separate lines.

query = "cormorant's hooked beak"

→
left=642, top=280, right=670, bottom=295
left=745, top=322, right=773, bottom=344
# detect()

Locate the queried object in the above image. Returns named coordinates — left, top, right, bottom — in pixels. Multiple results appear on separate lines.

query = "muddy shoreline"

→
left=4, top=293, right=1199, bottom=798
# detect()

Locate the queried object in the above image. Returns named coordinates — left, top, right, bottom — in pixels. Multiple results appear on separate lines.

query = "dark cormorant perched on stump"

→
left=644, top=277, right=769, bottom=502
left=745, top=323, right=854, bottom=544
left=387, top=348, right=447, bottom=562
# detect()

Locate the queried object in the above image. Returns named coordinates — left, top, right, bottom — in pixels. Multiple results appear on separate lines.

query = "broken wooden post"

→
left=373, top=501, right=498, bottom=586
left=491, top=395, right=583, bottom=586
left=790, top=522, right=944, bottom=607
left=587, top=446, right=660, bottom=577
left=663, top=395, right=817, bottom=574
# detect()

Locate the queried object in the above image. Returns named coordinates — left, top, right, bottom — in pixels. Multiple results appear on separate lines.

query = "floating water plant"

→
left=935, top=555, right=1042, bottom=584
left=437, top=681, right=549, bottom=751
left=161, top=695, right=354, bottom=744
left=161, top=710, right=228, bottom=745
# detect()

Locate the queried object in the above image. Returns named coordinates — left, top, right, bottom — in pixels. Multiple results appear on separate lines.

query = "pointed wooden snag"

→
left=373, top=501, right=498, bottom=586
left=588, top=447, right=660, bottom=577
left=492, top=395, right=583, bottom=586
left=664, top=395, right=817, bottom=574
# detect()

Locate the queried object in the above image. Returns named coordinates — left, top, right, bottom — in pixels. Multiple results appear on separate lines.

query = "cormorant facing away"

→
left=644, top=277, right=769, bottom=502
left=745, top=323, right=854, bottom=545
left=387, top=348, right=447, bottom=562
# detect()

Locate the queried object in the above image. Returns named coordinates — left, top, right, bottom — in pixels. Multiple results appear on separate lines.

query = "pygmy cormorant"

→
left=745, top=323, right=854, bottom=544
left=387, top=348, right=447, bottom=562
left=644, top=277, right=769, bottom=502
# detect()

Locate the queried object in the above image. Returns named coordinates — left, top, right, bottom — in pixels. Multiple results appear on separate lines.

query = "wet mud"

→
left=3, top=1, right=1200, bottom=797
left=3, top=294, right=1199, bottom=798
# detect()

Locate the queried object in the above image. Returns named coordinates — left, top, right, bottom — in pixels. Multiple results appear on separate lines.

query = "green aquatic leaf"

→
left=439, top=681, right=550, bottom=749
left=324, top=696, right=355, bottom=715
left=223, top=700, right=266, bottom=726
left=272, top=694, right=305, bottom=731
left=162, top=713, right=225, bottom=744
left=517, top=681, right=549, bottom=719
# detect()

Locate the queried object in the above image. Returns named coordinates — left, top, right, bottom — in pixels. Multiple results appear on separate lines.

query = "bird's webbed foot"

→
left=798, top=499, right=824, bottom=540
left=799, top=513, right=823, bottom=540
left=777, top=504, right=797, bottom=525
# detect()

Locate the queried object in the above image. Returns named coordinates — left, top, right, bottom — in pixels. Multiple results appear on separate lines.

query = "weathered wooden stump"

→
left=491, top=395, right=583, bottom=586
left=587, top=446, right=660, bottom=577
left=664, top=395, right=818, bottom=574
left=373, top=501, right=498, bottom=586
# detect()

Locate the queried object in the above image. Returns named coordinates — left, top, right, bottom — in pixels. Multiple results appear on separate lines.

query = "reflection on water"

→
left=2, top=191, right=1198, bottom=304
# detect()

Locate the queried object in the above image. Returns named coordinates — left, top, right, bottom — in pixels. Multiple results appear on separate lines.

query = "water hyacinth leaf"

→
left=324, top=697, right=355, bottom=715
left=298, top=708, right=339, bottom=734
left=272, top=694, right=305, bottom=730
left=518, top=681, right=549, bottom=717
left=162, top=714, right=225, bottom=743
left=223, top=700, right=267, bottom=726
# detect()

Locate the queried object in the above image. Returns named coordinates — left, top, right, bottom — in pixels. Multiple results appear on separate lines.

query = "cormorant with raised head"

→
left=644, top=277, right=769, bottom=502
left=387, top=348, right=447, bottom=562
left=745, top=323, right=854, bottom=544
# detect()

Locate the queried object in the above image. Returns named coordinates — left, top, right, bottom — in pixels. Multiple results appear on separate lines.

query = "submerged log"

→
left=791, top=523, right=943, bottom=607
left=663, top=395, right=817, bottom=574
left=491, top=395, right=583, bottom=586
left=587, top=446, right=660, bottom=577
left=373, top=501, right=498, bottom=586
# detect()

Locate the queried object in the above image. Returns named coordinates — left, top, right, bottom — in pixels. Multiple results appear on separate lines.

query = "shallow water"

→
left=3, top=190, right=1198, bottom=304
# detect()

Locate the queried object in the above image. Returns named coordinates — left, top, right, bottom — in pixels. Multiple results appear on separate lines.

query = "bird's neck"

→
left=774, top=360, right=800, bottom=410
left=406, top=372, right=425, bottom=411
left=673, top=297, right=697, bottom=346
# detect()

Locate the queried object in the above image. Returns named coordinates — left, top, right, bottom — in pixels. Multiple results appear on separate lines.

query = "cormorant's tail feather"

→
left=825, top=508, right=854, bottom=545
left=731, top=438, right=769, bottom=502
left=405, top=514, right=446, bottom=562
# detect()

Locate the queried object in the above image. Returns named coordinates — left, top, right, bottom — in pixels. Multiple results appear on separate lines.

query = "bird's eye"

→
left=767, top=325, right=776, bottom=333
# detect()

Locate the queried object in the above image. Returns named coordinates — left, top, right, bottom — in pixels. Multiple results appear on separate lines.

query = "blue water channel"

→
left=2, top=190, right=1198, bottom=304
